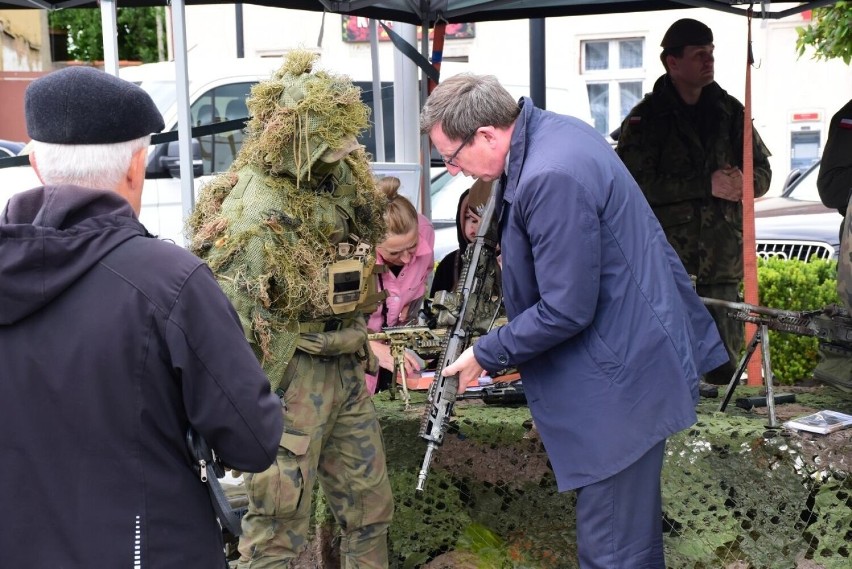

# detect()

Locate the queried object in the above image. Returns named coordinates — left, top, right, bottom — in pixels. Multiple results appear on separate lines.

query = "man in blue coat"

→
left=421, top=73, right=728, bottom=569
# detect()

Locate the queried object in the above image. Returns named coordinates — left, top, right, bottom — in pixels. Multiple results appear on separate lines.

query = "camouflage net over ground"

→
left=244, top=385, right=850, bottom=569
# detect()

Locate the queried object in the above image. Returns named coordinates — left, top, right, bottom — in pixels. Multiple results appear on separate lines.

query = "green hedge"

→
left=755, top=257, right=840, bottom=384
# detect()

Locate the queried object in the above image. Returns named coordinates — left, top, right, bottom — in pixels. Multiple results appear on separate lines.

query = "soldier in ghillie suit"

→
left=616, top=18, right=772, bottom=386
left=187, top=50, right=394, bottom=568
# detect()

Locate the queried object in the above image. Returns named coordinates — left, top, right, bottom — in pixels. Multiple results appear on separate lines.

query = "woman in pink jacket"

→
left=367, top=176, right=435, bottom=393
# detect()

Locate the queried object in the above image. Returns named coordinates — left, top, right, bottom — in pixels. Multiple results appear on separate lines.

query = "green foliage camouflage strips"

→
left=186, top=50, right=387, bottom=382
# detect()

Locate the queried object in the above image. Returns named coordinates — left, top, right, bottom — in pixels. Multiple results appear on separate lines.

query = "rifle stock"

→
left=416, top=179, right=502, bottom=493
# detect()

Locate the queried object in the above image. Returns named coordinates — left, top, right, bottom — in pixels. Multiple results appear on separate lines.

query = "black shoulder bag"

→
left=186, top=427, right=243, bottom=536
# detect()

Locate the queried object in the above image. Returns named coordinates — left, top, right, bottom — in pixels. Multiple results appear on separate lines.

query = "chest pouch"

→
left=328, top=257, right=364, bottom=314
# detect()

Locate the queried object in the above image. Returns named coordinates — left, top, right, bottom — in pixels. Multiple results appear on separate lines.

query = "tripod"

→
left=718, top=323, right=781, bottom=428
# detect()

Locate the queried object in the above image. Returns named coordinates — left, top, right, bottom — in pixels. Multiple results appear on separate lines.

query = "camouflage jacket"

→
left=817, top=98, right=852, bottom=214
left=616, top=75, right=772, bottom=284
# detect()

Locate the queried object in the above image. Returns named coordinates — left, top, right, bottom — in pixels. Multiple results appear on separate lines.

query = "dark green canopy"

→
left=0, top=0, right=832, bottom=24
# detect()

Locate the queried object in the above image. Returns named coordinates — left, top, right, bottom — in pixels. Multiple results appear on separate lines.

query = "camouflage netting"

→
left=228, top=385, right=850, bottom=569
left=186, top=50, right=387, bottom=378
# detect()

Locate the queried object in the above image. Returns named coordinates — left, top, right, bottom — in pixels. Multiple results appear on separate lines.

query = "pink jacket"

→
left=366, top=214, right=435, bottom=392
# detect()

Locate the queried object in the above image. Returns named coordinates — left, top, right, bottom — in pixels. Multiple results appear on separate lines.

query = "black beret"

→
left=661, top=18, right=713, bottom=50
left=25, top=66, right=164, bottom=144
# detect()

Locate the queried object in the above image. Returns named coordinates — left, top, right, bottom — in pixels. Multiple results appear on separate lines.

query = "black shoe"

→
left=699, top=382, right=718, bottom=398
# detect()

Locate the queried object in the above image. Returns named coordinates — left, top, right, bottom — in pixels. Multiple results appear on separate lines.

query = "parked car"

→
left=429, top=168, right=477, bottom=262
left=430, top=158, right=842, bottom=265
left=755, top=159, right=842, bottom=261
left=0, top=140, right=25, bottom=158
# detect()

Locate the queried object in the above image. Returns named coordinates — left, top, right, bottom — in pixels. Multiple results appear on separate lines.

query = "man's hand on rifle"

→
left=441, top=346, right=487, bottom=394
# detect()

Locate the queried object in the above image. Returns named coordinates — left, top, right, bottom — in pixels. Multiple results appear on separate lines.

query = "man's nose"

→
left=446, top=163, right=462, bottom=175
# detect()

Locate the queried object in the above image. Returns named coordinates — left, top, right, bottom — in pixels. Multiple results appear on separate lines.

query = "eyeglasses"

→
left=441, top=129, right=478, bottom=168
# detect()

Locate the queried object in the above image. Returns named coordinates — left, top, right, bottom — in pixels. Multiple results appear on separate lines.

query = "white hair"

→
left=32, top=135, right=151, bottom=190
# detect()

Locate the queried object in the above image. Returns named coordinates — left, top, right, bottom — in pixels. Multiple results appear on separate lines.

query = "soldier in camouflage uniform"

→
left=815, top=99, right=852, bottom=392
left=616, top=18, right=772, bottom=385
left=187, top=51, right=394, bottom=568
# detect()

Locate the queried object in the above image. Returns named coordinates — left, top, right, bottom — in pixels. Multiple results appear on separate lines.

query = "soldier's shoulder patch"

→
left=840, top=117, right=852, bottom=130
left=628, top=116, right=641, bottom=125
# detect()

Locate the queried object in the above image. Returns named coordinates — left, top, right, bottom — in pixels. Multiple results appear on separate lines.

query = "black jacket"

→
left=430, top=188, right=471, bottom=297
left=0, top=186, right=282, bottom=568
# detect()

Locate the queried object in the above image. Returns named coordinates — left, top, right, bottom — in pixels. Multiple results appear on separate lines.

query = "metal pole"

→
left=419, top=18, right=431, bottom=218
left=99, top=0, right=119, bottom=76
left=235, top=4, right=245, bottom=58
left=170, top=0, right=196, bottom=224
left=529, top=19, right=546, bottom=109
left=369, top=19, right=385, bottom=162
left=393, top=23, right=420, bottom=165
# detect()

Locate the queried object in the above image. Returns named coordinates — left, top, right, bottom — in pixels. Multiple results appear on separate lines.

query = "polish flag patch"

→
left=628, top=116, right=641, bottom=125
left=840, top=118, right=852, bottom=129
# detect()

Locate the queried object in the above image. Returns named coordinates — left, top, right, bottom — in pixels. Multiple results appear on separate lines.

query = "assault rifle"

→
left=416, top=180, right=502, bottom=493
left=367, top=325, right=445, bottom=405
left=701, top=297, right=852, bottom=427
left=457, top=381, right=527, bottom=406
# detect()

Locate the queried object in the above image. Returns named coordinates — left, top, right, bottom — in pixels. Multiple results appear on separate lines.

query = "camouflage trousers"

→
left=697, top=282, right=744, bottom=385
left=237, top=337, right=394, bottom=568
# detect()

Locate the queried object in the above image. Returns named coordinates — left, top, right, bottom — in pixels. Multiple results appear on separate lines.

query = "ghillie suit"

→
left=187, top=50, right=388, bottom=387
left=187, top=51, right=394, bottom=568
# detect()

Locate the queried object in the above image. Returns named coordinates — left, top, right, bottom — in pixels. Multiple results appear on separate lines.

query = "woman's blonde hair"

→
left=376, top=176, right=418, bottom=236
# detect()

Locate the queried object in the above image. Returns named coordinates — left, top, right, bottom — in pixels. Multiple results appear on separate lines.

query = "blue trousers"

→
left=575, top=439, right=667, bottom=569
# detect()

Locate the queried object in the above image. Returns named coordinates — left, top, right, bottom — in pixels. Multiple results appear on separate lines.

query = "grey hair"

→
left=419, top=73, right=520, bottom=140
left=32, top=135, right=151, bottom=190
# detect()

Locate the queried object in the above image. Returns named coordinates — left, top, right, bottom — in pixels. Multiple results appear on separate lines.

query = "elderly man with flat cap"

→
left=617, top=18, right=772, bottom=389
left=0, top=66, right=283, bottom=568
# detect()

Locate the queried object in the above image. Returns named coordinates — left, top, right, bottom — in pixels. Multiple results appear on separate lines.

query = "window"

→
left=581, top=38, right=645, bottom=137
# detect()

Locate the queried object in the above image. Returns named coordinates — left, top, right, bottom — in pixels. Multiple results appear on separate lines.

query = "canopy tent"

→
left=0, top=0, right=837, bottom=22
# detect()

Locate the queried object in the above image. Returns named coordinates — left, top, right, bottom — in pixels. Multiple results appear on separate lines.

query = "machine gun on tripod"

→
left=701, top=297, right=852, bottom=427
left=367, top=325, right=446, bottom=406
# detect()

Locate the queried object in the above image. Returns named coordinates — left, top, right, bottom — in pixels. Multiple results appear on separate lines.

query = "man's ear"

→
left=128, top=148, right=147, bottom=187
left=665, top=54, right=679, bottom=74
left=479, top=126, right=499, bottom=147
left=28, top=152, right=46, bottom=184
left=123, top=148, right=148, bottom=214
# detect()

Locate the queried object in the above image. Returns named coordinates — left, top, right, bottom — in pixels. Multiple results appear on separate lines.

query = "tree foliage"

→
left=48, top=7, right=164, bottom=63
left=796, top=2, right=852, bottom=64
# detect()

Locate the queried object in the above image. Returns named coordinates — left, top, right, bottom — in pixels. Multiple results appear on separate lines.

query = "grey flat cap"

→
left=25, top=66, right=164, bottom=144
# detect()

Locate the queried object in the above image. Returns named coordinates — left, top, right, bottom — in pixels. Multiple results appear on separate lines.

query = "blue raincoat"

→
left=474, top=98, right=728, bottom=491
